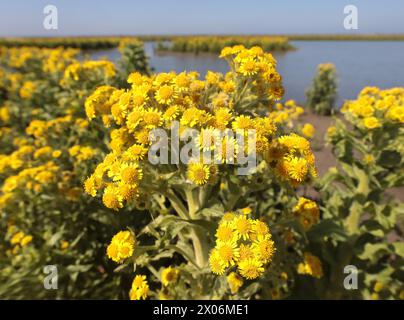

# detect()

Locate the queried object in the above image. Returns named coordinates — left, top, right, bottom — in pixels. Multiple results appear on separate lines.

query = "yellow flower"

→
left=52, top=150, right=62, bottom=158
left=221, top=212, right=236, bottom=224
left=61, top=241, right=69, bottom=250
left=374, top=281, right=384, bottom=293
left=173, top=72, right=191, bottom=91
left=127, top=72, right=144, bottom=86
left=102, top=185, right=123, bottom=211
left=214, top=108, right=232, bottom=130
left=20, top=235, right=33, bottom=247
left=19, top=81, right=36, bottom=99
left=252, top=220, right=269, bottom=236
left=241, top=207, right=252, bottom=215
left=387, top=106, right=404, bottom=123
left=84, top=176, right=98, bottom=197
left=216, top=224, right=235, bottom=243
left=278, top=134, right=310, bottom=152
left=143, top=108, right=163, bottom=129
left=155, top=85, right=176, bottom=105
left=227, top=272, right=244, bottom=294
left=238, top=59, right=259, bottom=76
left=251, top=235, right=275, bottom=263
left=126, top=108, right=144, bottom=131
left=363, top=116, right=381, bottom=129
left=106, top=230, right=135, bottom=263
left=161, top=267, right=179, bottom=286
left=209, top=249, right=226, bottom=275
left=163, top=105, right=180, bottom=123
left=124, top=144, right=148, bottom=161
left=118, top=163, right=143, bottom=186
left=370, top=293, right=379, bottom=300
left=232, top=215, right=252, bottom=240
left=205, top=71, right=221, bottom=85
left=219, top=47, right=234, bottom=58
left=297, top=252, right=323, bottom=279
left=301, top=123, right=315, bottom=139
left=238, top=258, right=264, bottom=280
left=10, top=231, right=25, bottom=245
left=327, top=126, right=337, bottom=138
left=363, top=154, right=375, bottom=165
left=215, top=136, right=238, bottom=164
left=216, top=240, right=240, bottom=267
left=197, top=127, right=220, bottom=152
left=283, top=156, right=308, bottom=182
left=237, top=242, right=254, bottom=260
left=293, top=197, right=320, bottom=230
left=232, top=115, right=254, bottom=131
left=187, top=161, right=210, bottom=186
left=129, top=275, right=149, bottom=300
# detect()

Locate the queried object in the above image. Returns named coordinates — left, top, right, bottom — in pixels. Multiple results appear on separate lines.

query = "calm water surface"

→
left=89, top=41, right=404, bottom=106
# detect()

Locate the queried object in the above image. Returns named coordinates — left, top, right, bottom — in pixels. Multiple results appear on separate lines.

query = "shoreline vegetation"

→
left=0, top=34, right=404, bottom=49
left=155, top=36, right=294, bottom=53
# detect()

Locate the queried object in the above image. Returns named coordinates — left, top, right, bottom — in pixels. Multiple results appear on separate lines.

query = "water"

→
left=88, top=41, right=404, bottom=106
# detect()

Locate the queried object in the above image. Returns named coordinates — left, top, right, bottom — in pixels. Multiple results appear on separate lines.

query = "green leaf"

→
left=358, top=243, right=390, bottom=260
left=353, top=166, right=370, bottom=196
left=392, top=242, right=404, bottom=258
left=345, top=201, right=363, bottom=234
left=308, top=219, right=347, bottom=241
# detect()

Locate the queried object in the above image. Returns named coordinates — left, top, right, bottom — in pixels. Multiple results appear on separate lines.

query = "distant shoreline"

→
left=1, top=34, right=403, bottom=49
left=1, top=34, right=404, bottom=41
left=139, top=34, right=404, bottom=41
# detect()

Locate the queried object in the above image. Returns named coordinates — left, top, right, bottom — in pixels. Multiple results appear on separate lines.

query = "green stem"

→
left=147, top=264, right=161, bottom=280
left=186, top=189, right=210, bottom=269
left=164, top=190, right=189, bottom=219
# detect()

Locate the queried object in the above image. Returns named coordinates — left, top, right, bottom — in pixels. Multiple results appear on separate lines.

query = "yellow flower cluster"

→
left=19, top=81, right=36, bottom=99
left=297, top=252, right=323, bottom=279
left=0, top=111, right=100, bottom=208
left=129, top=275, right=149, bottom=300
left=9, top=230, right=33, bottom=247
left=0, top=46, right=78, bottom=71
left=84, top=85, right=117, bottom=123
left=0, top=145, right=34, bottom=172
left=4, top=224, right=34, bottom=255
left=342, top=87, right=404, bottom=128
left=163, top=36, right=292, bottom=54
left=270, top=100, right=304, bottom=125
left=68, top=145, right=96, bottom=161
left=84, top=46, right=316, bottom=211
left=84, top=154, right=143, bottom=210
left=106, top=230, right=135, bottom=263
left=209, top=209, right=275, bottom=281
left=61, top=60, right=116, bottom=84
left=42, top=48, right=79, bottom=73
left=220, top=45, right=284, bottom=100
left=265, top=133, right=317, bottom=185
left=292, top=197, right=320, bottom=230
left=1, top=161, right=58, bottom=202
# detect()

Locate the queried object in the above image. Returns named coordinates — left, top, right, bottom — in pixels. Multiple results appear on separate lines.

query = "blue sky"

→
left=0, top=0, right=403, bottom=37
